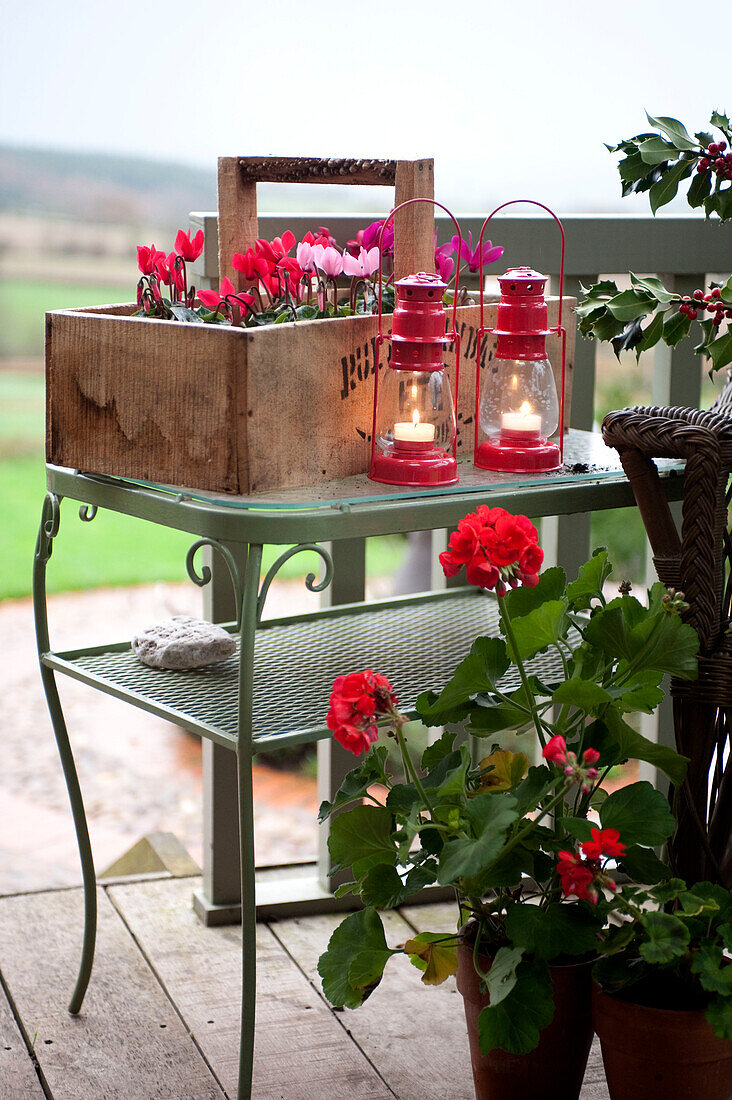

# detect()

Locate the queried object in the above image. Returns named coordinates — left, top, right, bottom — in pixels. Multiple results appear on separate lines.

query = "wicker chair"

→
left=602, top=376, right=732, bottom=889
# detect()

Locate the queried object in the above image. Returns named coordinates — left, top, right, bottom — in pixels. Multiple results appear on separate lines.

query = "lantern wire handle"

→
left=474, top=200, right=567, bottom=464
left=370, top=199, right=464, bottom=470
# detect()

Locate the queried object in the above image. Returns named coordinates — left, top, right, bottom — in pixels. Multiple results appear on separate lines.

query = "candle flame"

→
left=519, top=401, right=533, bottom=416
left=511, top=374, right=519, bottom=391
left=412, top=409, right=420, bottom=427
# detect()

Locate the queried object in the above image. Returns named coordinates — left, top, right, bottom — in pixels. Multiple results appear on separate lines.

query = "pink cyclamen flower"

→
left=197, top=276, right=254, bottom=312
left=342, top=246, right=380, bottom=278
left=362, top=219, right=395, bottom=255
left=137, top=244, right=166, bottom=276
left=313, top=244, right=343, bottom=278
left=174, top=229, right=204, bottom=263
left=435, top=249, right=455, bottom=283
left=452, top=232, right=504, bottom=273
left=296, top=241, right=317, bottom=273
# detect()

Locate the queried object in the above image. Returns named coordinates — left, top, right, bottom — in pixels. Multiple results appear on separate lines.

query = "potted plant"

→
left=317, top=505, right=699, bottom=1099
left=591, top=876, right=732, bottom=1099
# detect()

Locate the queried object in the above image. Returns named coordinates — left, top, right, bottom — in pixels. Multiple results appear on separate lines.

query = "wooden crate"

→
left=46, top=157, right=575, bottom=495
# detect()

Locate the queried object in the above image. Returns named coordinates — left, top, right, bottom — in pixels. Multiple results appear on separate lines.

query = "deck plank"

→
left=0, top=887, right=223, bottom=1099
left=0, top=981, right=46, bottom=1098
left=108, top=876, right=392, bottom=1099
left=274, top=908, right=475, bottom=1100
left=402, top=901, right=610, bottom=1099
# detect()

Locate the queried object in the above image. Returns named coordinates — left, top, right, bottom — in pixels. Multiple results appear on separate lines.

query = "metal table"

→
left=33, top=429, right=684, bottom=1098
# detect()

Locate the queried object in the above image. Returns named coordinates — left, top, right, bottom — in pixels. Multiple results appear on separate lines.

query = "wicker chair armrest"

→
left=602, top=405, right=732, bottom=460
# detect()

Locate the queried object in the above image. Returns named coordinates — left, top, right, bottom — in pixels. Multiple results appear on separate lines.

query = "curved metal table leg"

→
left=33, top=493, right=97, bottom=1014
left=236, top=543, right=262, bottom=1099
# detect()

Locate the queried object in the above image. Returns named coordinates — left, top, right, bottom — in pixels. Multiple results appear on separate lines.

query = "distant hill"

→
left=0, top=145, right=217, bottom=230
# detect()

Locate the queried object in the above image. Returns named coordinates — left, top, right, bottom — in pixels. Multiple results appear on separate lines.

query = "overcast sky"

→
left=2, top=0, right=728, bottom=214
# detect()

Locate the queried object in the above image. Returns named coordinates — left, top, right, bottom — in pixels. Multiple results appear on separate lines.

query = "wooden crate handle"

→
left=217, top=156, right=435, bottom=287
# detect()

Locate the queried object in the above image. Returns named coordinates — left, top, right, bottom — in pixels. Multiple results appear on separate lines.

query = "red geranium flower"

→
left=326, top=670, right=397, bottom=756
left=439, top=507, right=543, bottom=594
left=580, top=827, right=626, bottom=861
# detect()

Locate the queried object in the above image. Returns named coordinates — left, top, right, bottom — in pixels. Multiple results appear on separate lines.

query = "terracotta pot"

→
left=592, top=984, right=732, bottom=1100
left=456, top=941, right=594, bottom=1100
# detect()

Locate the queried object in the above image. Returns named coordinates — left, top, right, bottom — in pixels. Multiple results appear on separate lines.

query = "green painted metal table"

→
left=33, top=430, right=684, bottom=1099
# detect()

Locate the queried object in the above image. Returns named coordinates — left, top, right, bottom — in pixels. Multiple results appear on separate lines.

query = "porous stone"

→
left=132, top=616, right=236, bottom=670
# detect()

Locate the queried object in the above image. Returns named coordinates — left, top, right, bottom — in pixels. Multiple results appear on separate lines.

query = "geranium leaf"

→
left=360, top=862, right=436, bottom=909
left=507, top=600, right=570, bottom=661
left=468, top=700, right=530, bottom=736
left=502, top=566, right=566, bottom=619
left=706, top=997, right=732, bottom=1042
left=437, top=793, right=518, bottom=885
left=327, top=805, right=397, bottom=878
left=639, top=911, right=690, bottom=964
left=506, top=903, right=603, bottom=960
left=483, top=946, right=523, bottom=1006
left=586, top=712, right=688, bottom=786
left=318, top=746, right=389, bottom=822
left=552, top=679, right=612, bottom=711
left=403, top=933, right=458, bottom=986
left=566, top=549, right=612, bottom=611
left=514, top=765, right=553, bottom=816
left=477, top=957, right=554, bottom=1055
left=620, top=845, right=672, bottom=884
left=318, top=908, right=393, bottom=1008
left=600, top=781, right=676, bottom=847
left=417, top=637, right=510, bottom=720
left=563, top=816, right=594, bottom=842
left=421, top=729, right=457, bottom=771
left=476, top=749, right=529, bottom=793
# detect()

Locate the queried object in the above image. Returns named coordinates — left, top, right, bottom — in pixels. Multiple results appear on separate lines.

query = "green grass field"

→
left=0, top=278, right=131, bottom=359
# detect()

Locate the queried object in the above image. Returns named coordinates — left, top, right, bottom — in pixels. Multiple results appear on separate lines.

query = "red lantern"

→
left=474, top=202, right=567, bottom=473
left=369, top=199, right=462, bottom=487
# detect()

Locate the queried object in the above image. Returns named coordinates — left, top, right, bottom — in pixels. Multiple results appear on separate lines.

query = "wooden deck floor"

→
left=0, top=875, right=610, bottom=1098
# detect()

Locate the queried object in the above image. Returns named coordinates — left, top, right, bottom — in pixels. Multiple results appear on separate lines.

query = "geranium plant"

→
left=317, top=507, right=699, bottom=1056
left=577, top=110, right=732, bottom=371
left=132, top=220, right=503, bottom=329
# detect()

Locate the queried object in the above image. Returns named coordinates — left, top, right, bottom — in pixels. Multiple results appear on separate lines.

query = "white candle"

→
left=394, top=420, right=435, bottom=443
left=501, top=403, right=541, bottom=439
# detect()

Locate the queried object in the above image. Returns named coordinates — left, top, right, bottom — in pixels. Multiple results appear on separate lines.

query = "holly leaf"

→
left=318, top=746, right=389, bottom=822
left=318, top=908, right=394, bottom=1008
left=649, top=159, right=693, bottom=214
left=706, top=332, right=732, bottom=372
left=482, top=946, right=524, bottom=1006
left=566, top=548, right=612, bottom=611
left=600, top=780, right=676, bottom=846
left=710, top=110, right=732, bottom=136
left=477, top=957, right=554, bottom=1055
left=629, top=273, right=677, bottom=305
left=638, top=135, right=679, bottom=164
left=437, top=793, right=518, bottom=885
left=403, top=933, right=459, bottom=986
left=687, top=170, right=712, bottom=209
left=645, top=113, right=698, bottom=151
left=606, top=289, right=656, bottom=322
left=639, top=911, right=690, bottom=964
left=327, top=805, right=397, bottom=878
left=612, top=319, right=644, bottom=358
left=506, top=903, right=603, bottom=960
left=662, top=309, right=693, bottom=347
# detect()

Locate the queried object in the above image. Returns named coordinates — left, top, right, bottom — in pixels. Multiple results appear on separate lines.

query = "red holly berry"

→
left=693, top=289, right=704, bottom=301
left=712, top=287, right=722, bottom=298
left=689, top=308, right=698, bottom=319
left=726, top=309, right=732, bottom=320
left=708, top=143, right=720, bottom=155
left=713, top=313, right=723, bottom=326
left=720, top=141, right=728, bottom=152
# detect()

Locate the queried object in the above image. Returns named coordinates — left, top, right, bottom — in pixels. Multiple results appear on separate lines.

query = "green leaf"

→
left=687, top=170, right=712, bottom=209
left=169, top=302, right=205, bottom=323
left=502, top=566, right=566, bottom=620
left=566, top=549, right=612, bottom=610
left=583, top=592, right=699, bottom=678
left=552, top=679, right=611, bottom=711
left=606, top=289, right=656, bottom=322
left=591, top=312, right=627, bottom=343
left=662, top=309, right=692, bottom=347
left=468, top=697, right=530, bottom=737
left=645, top=113, right=698, bottom=151
left=620, top=845, right=672, bottom=884
left=706, top=997, right=732, bottom=1042
left=506, top=903, right=603, bottom=960
left=707, top=332, right=732, bottom=372
left=618, top=151, right=654, bottom=183
left=638, top=136, right=679, bottom=164
left=482, top=946, right=523, bottom=1006
left=360, top=863, right=436, bottom=909
left=417, top=637, right=510, bottom=721
left=562, top=816, right=594, bottom=842
left=327, top=805, right=397, bottom=878
left=637, top=310, right=666, bottom=356
left=507, top=600, right=569, bottom=661
left=318, top=746, right=389, bottom=822
left=608, top=669, right=665, bottom=714
left=437, top=793, right=518, bottom=885
left=318, top=908, right=393, bottom=1007
left=477, top=957, right=554, bottom=1055
left=639, top=911, right=690, bottom=964
left=421, top=729, right=456, bottom=771
left=476, top=749, right=529, bottom=793
left=649, top=159, right=693, bottom=214
left=710, top=110, right=732, bottom=136
left=514, top=765, right=553, bottom=816
left=600, top=781, right=676, bottom=847
left=718, top=923, right=732, bottom=952
left=403, top=933, right=458, bottom=985
left=629, top=274, right=677, bottom=305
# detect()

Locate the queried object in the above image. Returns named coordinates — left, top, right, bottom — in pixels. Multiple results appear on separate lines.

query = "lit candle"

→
left=394, top=410, right=435, bottom=443
left=501, top=401, right=541, bottom=440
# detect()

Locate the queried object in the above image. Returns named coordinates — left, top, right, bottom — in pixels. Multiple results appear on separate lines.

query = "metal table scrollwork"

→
left=33, top=430, right=685, bottom=1099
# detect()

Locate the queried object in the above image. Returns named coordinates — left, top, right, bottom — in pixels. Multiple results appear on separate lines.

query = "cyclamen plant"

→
left=577, top=110, right=732, bottom=371
left=317, top=507, right=700, bottom=1055
left=133, top=219, right=504, bottom=329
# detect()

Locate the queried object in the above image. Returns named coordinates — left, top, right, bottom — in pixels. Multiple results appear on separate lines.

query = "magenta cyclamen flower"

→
left=198, top=276, right=254, bottom=312
left=137, top=244, right=166, bottom=276
left=174, top=229, right=204, bottom=263
left=452, top=232, right=504, bottom=273
left=313, top=244, right=343, bottom=279
left=342, top=246, right=380, bottom=278
left=434, top=249, right=455, bottom=283
left=362, top=219, right=395, bottom=255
